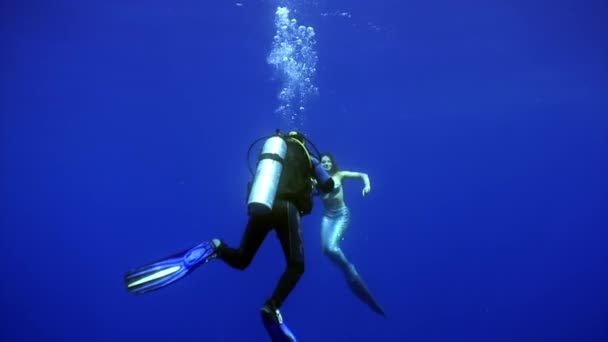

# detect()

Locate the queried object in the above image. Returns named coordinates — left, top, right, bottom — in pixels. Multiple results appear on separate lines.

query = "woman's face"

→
left=321, top=156, right=333, bottom=171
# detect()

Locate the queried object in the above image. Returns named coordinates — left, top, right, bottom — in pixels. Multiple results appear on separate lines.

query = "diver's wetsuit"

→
left=216, top=198, right=304, bottom=308
left=215, top=136, right=333, bottom=309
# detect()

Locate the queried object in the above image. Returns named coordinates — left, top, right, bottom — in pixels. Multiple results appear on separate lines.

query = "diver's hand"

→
left=362, top=185, right=371, bottom=196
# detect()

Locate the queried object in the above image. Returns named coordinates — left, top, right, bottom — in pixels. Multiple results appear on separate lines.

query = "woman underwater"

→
left=317, top=153, right=386, bottom=317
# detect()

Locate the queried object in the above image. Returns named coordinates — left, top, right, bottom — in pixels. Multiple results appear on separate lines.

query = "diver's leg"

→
left=215, top=214, right=271, bottom=270
left=259, top=200, right=303, bottom=341
left=268, top=200, right=305, bottom=309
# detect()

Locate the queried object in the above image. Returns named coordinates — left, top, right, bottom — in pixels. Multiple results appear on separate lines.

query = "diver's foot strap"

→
left=261, top=301, right=298, bottom=342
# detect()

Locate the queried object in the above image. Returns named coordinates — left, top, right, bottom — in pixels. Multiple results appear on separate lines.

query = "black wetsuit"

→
left=215, top=137, right=333, bottom=309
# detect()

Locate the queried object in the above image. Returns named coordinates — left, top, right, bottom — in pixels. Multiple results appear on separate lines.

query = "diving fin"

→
left=346, top=265, right=387, bottom=318
left=261, top=301, right=298, bottom=342
left=124, top=240, right=216, bottom=295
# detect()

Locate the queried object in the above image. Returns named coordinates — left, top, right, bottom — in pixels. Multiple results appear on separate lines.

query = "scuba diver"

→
left=316, top=153, right=386, bottom=318
left=124, top=130, right=335, bottom=341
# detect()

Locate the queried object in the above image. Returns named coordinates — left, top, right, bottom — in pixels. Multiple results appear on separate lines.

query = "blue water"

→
left=2, top=1, right=607, bottom=341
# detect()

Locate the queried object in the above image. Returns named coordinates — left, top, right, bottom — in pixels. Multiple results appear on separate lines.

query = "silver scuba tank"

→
left=247, top=135, right=288, bottom=216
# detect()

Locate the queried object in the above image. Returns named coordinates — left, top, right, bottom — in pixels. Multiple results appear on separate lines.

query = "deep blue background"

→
left=2, top=0, right=607, bottom=341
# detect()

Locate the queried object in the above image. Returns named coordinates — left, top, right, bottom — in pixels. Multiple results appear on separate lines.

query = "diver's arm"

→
left=310, top=178, right=321, bottom=196
left=339, top=171, right=371, bottom=196
left=317, top=177, right=335, bottom=193
left=311, top=157, right=335, bottom=193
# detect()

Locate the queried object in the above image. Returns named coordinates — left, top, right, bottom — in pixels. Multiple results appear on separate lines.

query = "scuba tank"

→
left=247, top=135, right=288, bottom=216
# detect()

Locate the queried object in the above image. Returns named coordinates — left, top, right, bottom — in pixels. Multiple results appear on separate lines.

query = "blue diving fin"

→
left=124, top=240, right=216, bottom=295
left=261, top=303, right=298, bottom=342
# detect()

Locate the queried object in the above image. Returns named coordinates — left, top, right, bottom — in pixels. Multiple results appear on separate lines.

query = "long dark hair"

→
left=320, top=153, right=339, bottom=174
